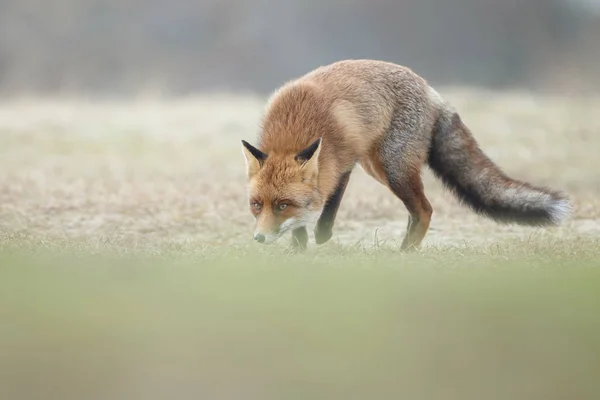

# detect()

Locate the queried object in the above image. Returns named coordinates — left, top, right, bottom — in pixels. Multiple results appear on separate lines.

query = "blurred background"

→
left=1, top=0, right=600, bottom=97
left=2, top=2, right=600, bottom=400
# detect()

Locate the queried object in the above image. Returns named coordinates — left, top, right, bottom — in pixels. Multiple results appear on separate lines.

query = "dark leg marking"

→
left=315, top=169, right=352, bottom=245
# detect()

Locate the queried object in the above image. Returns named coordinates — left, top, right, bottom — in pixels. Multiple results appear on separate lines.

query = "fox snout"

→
left=253, top=230, right=280, bottom=245
left=253, top=219, right=286, bottom=244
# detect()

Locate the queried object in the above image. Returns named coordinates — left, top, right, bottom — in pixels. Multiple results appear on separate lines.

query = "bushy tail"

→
left=427, top=110, right=572, bottom=226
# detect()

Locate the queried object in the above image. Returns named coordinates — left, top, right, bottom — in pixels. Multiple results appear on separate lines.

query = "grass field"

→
left=1, top=89, right=600, bottom=399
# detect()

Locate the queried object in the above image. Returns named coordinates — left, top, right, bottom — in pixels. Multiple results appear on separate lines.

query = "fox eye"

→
left=252, top=202, right=262, bottom=211
left=277, top=203, right=288, bottom=211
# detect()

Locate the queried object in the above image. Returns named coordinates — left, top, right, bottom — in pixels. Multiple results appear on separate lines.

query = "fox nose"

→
left=254, top=233, right=266, bottom=243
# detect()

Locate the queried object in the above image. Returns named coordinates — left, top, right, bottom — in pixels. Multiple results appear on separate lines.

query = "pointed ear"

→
left=241, top=140, right=267, bottom=178
left=295, top=138, right=322, bottom=180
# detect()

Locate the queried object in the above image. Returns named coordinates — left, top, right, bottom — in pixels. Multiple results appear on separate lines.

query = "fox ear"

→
left=241, top=140, right=267, bottom=178
left=295, top=138, right=322, bottom=180
left=295, top=138, right=322, bottom=164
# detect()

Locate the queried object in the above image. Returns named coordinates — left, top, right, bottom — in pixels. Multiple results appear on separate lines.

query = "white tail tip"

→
left=549, top=198, right=573, bottom=225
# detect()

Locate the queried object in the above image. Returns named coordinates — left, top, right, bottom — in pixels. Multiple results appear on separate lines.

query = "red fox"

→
left=241, top=59, right=572, bottom=251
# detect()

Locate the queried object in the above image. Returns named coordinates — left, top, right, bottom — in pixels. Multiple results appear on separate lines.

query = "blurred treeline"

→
left=1, top=0, right=599, bottom=96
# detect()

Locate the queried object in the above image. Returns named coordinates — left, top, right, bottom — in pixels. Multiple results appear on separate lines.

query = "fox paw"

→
left=290, top=240, right=307, bottom=253
left=314, top=228, right=333, bottom=245
left=290, top=229, right=308, bottom=252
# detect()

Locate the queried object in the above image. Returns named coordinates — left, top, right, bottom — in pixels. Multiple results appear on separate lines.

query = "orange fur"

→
left=242, top=59, right=572, bottom=250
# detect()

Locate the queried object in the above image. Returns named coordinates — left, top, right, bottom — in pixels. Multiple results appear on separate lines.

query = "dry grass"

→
left=1, top=90, right=600, bottom=399
left=0, top=89, right=599, bottom=254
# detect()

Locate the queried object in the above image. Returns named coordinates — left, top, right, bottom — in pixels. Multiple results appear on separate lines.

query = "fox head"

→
left=241, top=138, right=324, bottom=244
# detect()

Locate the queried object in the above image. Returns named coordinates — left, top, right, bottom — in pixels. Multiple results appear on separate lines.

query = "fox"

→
left=241, top=59, right=572, bottom=251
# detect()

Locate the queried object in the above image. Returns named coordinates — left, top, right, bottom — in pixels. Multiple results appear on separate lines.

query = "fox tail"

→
left=427, top=110, right=572, bottom=226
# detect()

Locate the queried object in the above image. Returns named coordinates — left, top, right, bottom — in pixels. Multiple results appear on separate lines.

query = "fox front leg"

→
left=315, top=169, right=352, bottom=245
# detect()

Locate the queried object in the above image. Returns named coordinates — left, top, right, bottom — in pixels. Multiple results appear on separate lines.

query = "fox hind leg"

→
left=387, top=166, right=433, bottom=251
left=376, top=129, right=433, bottom=251
left=315, top=169, right=352, bottom=245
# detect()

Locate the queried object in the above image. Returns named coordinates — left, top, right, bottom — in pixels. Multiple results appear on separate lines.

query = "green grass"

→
left=1, top=242, right=600, bottom=400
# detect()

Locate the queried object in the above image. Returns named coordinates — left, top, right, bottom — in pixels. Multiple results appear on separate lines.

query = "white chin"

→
left=262, top=235, right=280, bottom=245
left=280, top=212, right=321, bottom=233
